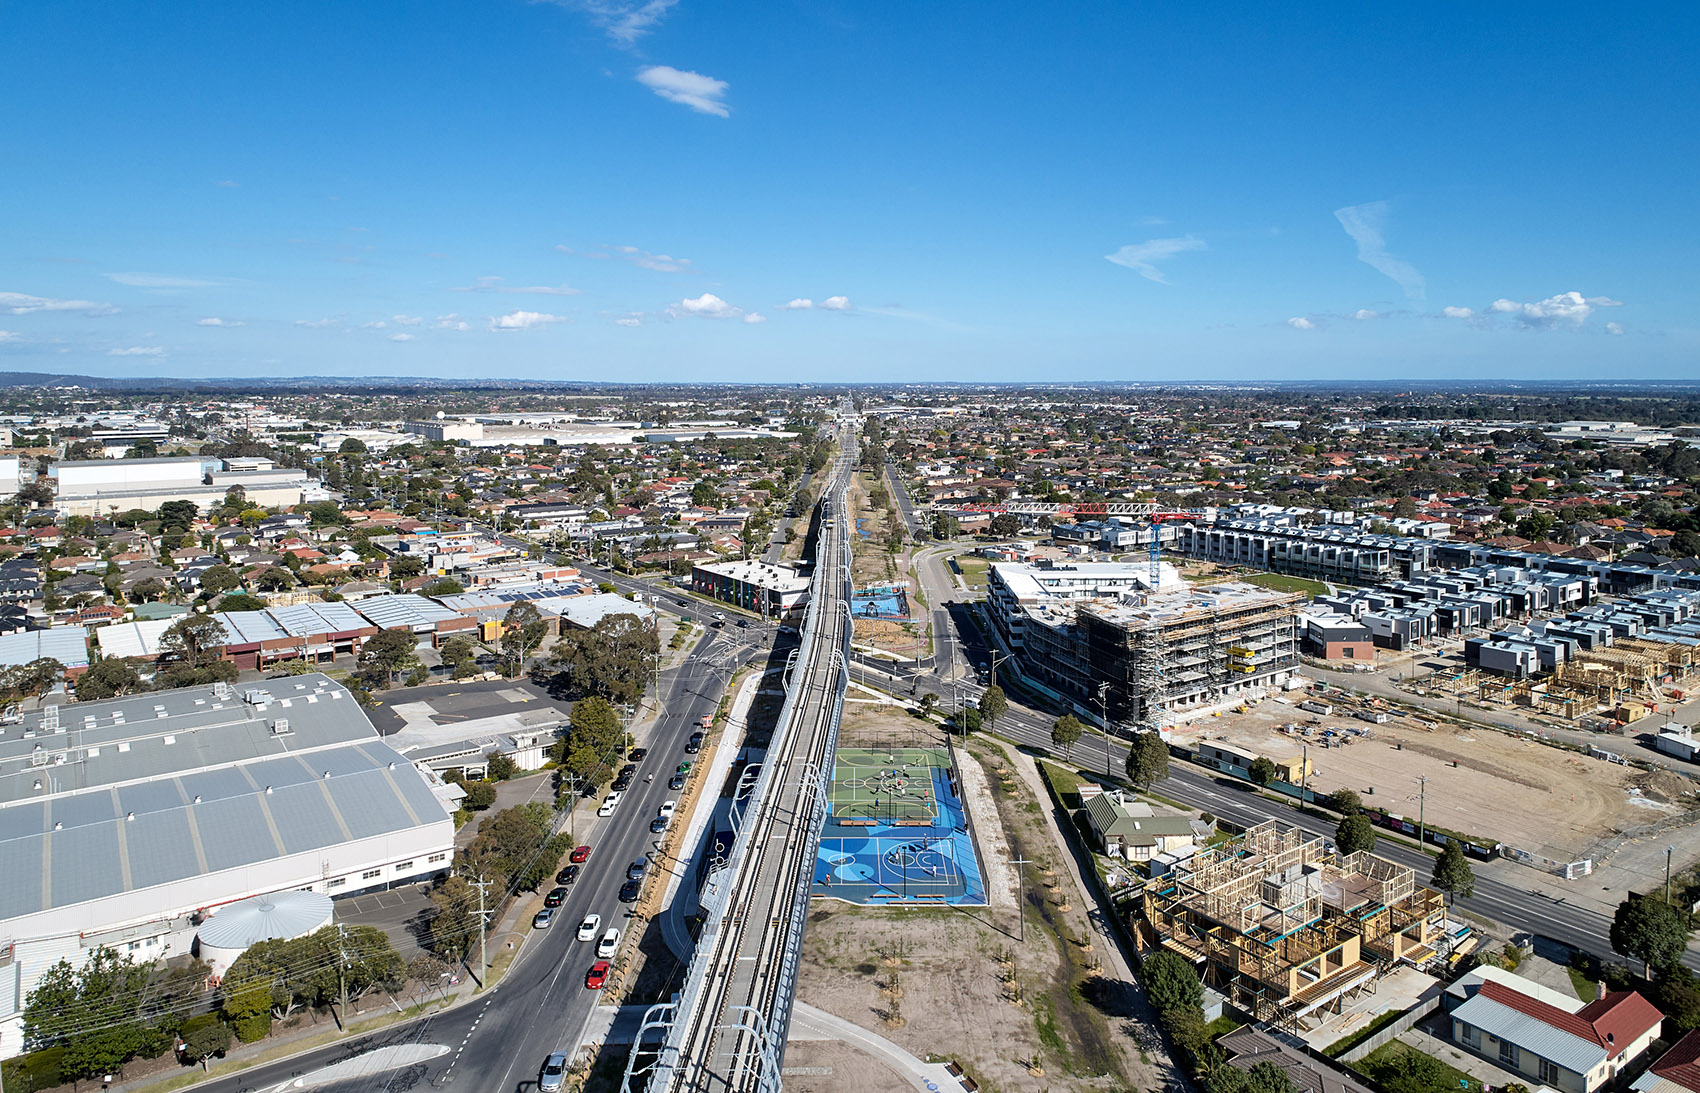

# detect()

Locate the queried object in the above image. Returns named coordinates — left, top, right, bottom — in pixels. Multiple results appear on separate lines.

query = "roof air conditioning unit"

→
left=271, top=718, right=292, bottom=735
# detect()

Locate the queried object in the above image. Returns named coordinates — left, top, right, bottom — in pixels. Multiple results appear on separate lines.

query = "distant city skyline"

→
left=1, top=2, right=1695, bottom=381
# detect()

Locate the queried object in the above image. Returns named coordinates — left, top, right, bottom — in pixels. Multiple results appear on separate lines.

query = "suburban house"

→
left=1634, top=1029, right=1700, bottom=1093
left=1079, top=790, right=1198, bottom=861
left=1448, top=968, right=1662, bottom=1093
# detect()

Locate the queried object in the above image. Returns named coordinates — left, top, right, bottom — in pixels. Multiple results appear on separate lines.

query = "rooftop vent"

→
left=271, top=718, right=292, bottom=736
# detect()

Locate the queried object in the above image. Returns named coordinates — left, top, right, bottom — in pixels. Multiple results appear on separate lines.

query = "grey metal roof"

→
left=354, top=593, right=460, bottom=630
left=0, top=626, right=90, bottom=669
left=269, top=601, right=371, bottom=636
left=215, top=610, right=291, bottom=644
left=1451, top=992, right=1606, bottom=1074
left=0, top=674, right=452, bottom=920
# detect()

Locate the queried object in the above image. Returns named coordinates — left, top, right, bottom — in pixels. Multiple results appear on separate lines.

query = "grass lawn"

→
left=953, top=555, right=990, bottom=591
left=1568, top=964, right=1600, bottom=1002
left=1040, top=760, right=1085, bottom=809
left=1236, top=571, right=1329, bottom=599
left=1357, top=1042, right=1483, bottom=1093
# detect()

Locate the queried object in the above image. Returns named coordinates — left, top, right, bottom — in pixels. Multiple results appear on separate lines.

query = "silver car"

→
left=540, top=1051, right=568, bottom=1092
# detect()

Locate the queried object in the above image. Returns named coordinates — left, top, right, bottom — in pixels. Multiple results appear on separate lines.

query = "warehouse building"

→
left=46, top=456, right=310, bottom=517
left=0, top=675, right=456, bottom=1057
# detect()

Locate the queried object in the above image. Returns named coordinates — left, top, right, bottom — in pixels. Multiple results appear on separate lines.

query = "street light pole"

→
left=1096, top=681, right=1112, bottom=779
left=1417, top=774, right=1428, bottom=848
left=1668, top=845, right=1676, bottom=905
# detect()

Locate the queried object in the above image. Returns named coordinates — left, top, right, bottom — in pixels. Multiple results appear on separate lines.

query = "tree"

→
left=22, top=947, right=155, bottom=1080
left=155, top=614, right=231, bottom=687
left=390, top=556, right=426, bottom=581
left=359, top=627, right=418, bottom=688
left=1125, top=731, right=1169, bottom=791
left=1611, top=895, right=1690, bottom=976
left=977, top=684, right=1006, bottom=731
left=75, top=657, right=143, bottom=701
left=989, top=513, right=1021, bottom=537
left=440, top=635, right=479, bottom=679
left=1051, top=715, right=1084, bottom=760
left=691, top=480, right=718, bottom=508
left=1335, top=814, right=1376, bottom=856
left=0, top=657, right=66, bottom=706
left=561, top=695, right=624, bottom=786
left=256, top=566, right=295, bottom=592
left=157, top=499, right=199, bottom=530
left=500, top=601, right=548, bottom=677
left=1328, top=788, right=1363, bottom=816
left=918, top=692, right=939, bottom=716
left=339, top=437, right=368, bottom=455
left=486, top=752, right=518, bottom=782
left=461, top=780, right=498, bottom=809
left=548, top=613, right=659, bottom=703
left=1430, top=840, right=1476, bottom=904
left=199, top=564, right=240, bottom=595
left=219, top=592, right=268, bottom=613
left=1248, top=756, right=1278, bottom=787
left=958, top=707, right=982, bottom=734
left=16, top=480, right=53, bottom=507
left=427, top=876, right=480, bottom=960
left=221, top=977, right=273, bottom=1042
left=181, top=1020, right=233, bottom=1070
left=1138, top=951, right=1202, bottom=1013
left=1210, top=1061, right=1301, bottom=1093
left=130, top=576, right=169, bottom=602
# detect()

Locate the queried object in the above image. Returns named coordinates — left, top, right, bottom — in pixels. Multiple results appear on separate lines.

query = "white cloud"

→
left=1286, top=317, right=1316, bottom=330
left=742, top=312, right=767, bottom=324
left=558, top=243, right=691, bottom=272
left=614, top=317, right=642, bottom=327
left=1606, top=321, right=1624, bottom=335
left=1333, top=202, right=1425, bottom=300
left=673, top=293, right=741, bottom=318
left=104, top=272, right=220, bottom=288
left=819, top=295, right=852, bottom=311
left=295, top=317, right=340, bottom=328
left=454, top=276, right=582, bottom=295
left=363, top=320, right=388, bottom=330
left=1441, top=306, right=1475, bottom=319
left=1, top=291, right=117, bottom=315
left=636, top=65, right=730, bottom=117
left=779, top=298, right=813, bottom=310
left=196, top=317, right=244, bottom=327
left=1351, top=309, right=1380, bottom=321
left=433, top=314, right=471, bottom=331
left=107, top=346, right=164, bottom=357
left=390, top=333, right=417, bottom=342
left=214, top=179, right=240, bottom=188
left=0, top=330, right=18, bottom=343
left=1487, top=291, right=1621, bottom=329
left=491, top=310, right=564, bottom=330
left=392, top=315, right=424, bottom=326
left=1104, top=235, right=1207, bottom=283
left=546, top=0, right=680, bottom=45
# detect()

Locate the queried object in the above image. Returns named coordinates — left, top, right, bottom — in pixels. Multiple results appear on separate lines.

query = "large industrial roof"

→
left=0, top=674, right=449, bottom=921
left=268, top=601, right=371, bottom=636
left=0, top=626, right=90, bottom=669
left=353, top=593, right=461, bottom=630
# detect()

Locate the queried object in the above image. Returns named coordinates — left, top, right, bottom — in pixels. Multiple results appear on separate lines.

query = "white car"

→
left=658, top=800, right=676, bottom=820
left=597, top=792, right=622, bottom=817
left=577, top=913, right=602, bottom=942
left=597, top=927, right=622, bottom=959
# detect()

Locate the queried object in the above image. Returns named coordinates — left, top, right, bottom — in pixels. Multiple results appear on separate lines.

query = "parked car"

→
left=668, top=773, right=686, bottom=790
left=626, top=856, right=650, bottom=880
left=612, top=775, right=633, bottom=791
left=543, top=886, right=568, bottom=908
left=619, top=880, right=641, bottom=902
left=570, top=845, right=592, bottom=864
left=540, top=1051, right=569, bottom=1093
left=533, top=907, right=555, bottom=929
left=577, top=913, right=602, bottom=941
left=658, top=800, right=677, bottom=820
left=597, top=927, right=622, bottom=959
left=585, top=960, right=610, bottom=989
left=686, top=732, right=704, bottom=754
left=650, top=814, right=670, bottom=833
left=618, top=764, right=637, bottom=779
left=628, top=748, right=648, bottom=762
left=676, top=761, right=693, bottom=776
left=597, top=793, right=622, bottom=817
left=555, top=864, right=580, bottom=886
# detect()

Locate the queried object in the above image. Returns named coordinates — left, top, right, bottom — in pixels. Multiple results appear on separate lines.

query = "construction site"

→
left=1135, top=821, right=1449, bottom=1034
left=1078, top=581, right=1305, bottom=730
left=1429, top=635, right=1698, bottom=725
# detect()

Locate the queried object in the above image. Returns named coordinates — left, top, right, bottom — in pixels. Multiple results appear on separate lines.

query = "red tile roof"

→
left=1479, top=980, right=1661, bottom=1058
left=1652, top=1029, right=1700, bottom=1092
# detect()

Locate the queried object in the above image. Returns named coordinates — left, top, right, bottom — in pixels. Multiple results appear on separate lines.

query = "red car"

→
left=569, top=845, right=592, bottom=864
left=586, top=960, right=610, bottom=990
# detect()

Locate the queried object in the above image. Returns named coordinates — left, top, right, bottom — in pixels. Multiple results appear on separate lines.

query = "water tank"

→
left=195, top=891, right=334, bottom=975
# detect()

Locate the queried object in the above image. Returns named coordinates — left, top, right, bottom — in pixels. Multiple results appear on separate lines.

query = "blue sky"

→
left=2, top=2, right=1695, bottom=382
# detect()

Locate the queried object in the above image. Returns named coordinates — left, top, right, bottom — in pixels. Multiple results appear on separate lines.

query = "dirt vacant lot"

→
left=1178, top=702, right=1694, bottom=861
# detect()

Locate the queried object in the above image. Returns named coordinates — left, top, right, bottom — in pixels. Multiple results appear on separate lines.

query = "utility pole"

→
left=1096, top=681, right=1112, bottom=779
left=336, top=923, right=349, bottom=1028
left=1009, top=855, right=1032, bottom=944
left=1667, top=845, right=1676, bottom=905
left=1417, top=775, right=1428, bottom=848
left=473, top=874, right=491, bottom=986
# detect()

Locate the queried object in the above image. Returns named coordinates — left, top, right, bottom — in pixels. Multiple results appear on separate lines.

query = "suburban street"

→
left=184, top=619, right=780, bottom=1093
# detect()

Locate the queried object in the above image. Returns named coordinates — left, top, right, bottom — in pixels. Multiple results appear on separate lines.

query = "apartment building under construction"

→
left=1136, top=821, right=1448, bottom=1033
left=988, top=562, right=1302, bottom=729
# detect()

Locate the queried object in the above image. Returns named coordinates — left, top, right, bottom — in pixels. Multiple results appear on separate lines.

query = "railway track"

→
left=625, top=424, right=857, bottom=1093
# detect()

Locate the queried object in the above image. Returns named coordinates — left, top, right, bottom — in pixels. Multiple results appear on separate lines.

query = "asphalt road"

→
left=189, top=624, right=779, bottom=1093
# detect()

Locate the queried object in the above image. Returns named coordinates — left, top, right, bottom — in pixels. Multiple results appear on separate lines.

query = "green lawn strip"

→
left=1322, top=1006, right=1407, bottom=1057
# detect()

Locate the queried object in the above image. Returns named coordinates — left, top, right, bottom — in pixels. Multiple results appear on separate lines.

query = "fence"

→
left=1337, top=986, right=1442, bottom=1063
